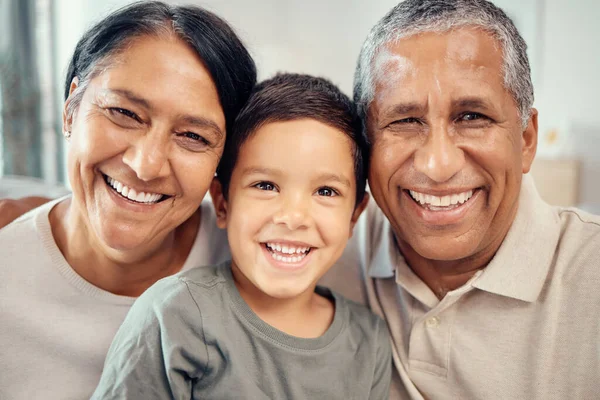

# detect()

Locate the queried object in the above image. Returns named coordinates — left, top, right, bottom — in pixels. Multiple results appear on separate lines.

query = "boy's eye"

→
left=316, top=187, right=338, bottom=197
left=254, top=181, right=277, bottom=192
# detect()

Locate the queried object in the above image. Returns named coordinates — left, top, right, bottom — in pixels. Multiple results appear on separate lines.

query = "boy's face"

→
left=212, top=118, right=367, bottom=300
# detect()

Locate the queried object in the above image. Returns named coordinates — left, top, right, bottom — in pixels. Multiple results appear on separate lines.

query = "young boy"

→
left=92, top=74, right=392, bottom=399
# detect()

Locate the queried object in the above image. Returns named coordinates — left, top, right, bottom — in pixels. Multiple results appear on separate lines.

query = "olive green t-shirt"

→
left=92, top=262, right=392, bottom=399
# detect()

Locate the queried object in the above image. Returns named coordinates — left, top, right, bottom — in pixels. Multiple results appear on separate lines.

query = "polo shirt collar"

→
left=369, top=174, right=561, bottom=304
left=471, top=174, right=560, bottom=302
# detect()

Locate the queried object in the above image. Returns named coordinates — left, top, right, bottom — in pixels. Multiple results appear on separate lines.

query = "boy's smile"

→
left=212, top=118, right=364, bottom=300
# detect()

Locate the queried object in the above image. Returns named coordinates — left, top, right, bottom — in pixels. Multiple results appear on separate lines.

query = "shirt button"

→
left=426, top=316, right=440, bottom=328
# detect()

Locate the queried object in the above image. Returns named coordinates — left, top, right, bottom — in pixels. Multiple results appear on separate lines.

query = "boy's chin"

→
left=260, top=282, right=313, bottom=300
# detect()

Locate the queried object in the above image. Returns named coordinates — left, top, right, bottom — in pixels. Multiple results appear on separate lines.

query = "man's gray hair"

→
left=354, top=0, right=534, bottom=128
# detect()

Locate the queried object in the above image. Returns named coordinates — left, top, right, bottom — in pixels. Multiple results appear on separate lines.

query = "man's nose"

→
left=413, top=123, right=465, bottom=183
left=122, top=128, right=171, bottom=182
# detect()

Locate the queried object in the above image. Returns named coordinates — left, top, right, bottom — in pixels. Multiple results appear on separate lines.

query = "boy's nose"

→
left=272, top=195, right=311, bottom=230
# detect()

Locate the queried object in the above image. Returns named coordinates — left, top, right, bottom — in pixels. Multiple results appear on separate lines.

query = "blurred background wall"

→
left=0, top=0, right=598, bottom=212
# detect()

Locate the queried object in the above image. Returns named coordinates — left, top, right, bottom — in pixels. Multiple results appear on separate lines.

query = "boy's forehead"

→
left=235, top=119, right=356, bottom=180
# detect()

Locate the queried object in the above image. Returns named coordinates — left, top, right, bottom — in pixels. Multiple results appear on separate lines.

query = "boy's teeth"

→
left=106, top=175, right=163, bottom=204
left=266, top=243, right=309, bottom=255
left=409, top=189, right=474, bottom=208
left=269, top=251, right=307, bottom=264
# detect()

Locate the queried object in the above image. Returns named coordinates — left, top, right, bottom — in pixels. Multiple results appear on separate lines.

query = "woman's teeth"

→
left=105, top=175, right=163, bottom=204
left=265, top=243, right=310, bottom=263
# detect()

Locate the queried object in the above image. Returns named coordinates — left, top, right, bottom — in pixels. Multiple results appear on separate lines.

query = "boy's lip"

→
left=261, top=239, right=315, bottom=248
left=261, top=243, right=313, bottom=271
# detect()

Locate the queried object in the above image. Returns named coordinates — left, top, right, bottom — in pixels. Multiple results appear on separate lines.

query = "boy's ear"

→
left=349, top=192, right=369, bottom=238
left=209, top=177, right=228, bottom=229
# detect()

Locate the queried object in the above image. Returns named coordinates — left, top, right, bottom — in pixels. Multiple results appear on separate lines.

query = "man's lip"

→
left=402, top=187, right=483, bottom=225
left=403, top=186, right=482, bottom=196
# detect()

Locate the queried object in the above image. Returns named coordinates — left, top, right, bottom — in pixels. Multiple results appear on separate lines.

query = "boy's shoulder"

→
left=324, top=287, right=388, bottom=338
left=176, top=262, right=229, bottom=286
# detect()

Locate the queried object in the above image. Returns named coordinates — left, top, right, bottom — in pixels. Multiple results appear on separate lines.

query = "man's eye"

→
left=459, top=112, right=486, bottom=122
left=254, top=182, right=277, bottom=191
left=108, top=108, right=140, bottom=122
left=317, top=187, right=338, bottom=197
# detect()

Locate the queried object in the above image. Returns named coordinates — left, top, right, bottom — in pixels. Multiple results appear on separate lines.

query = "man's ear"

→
left=62, top=77, right=80, bottom=138
left=209, top=177, right=228, bottom=229
left=349, top=192, right=370, bottom=238
left=521, top=108, right=538, bottom=174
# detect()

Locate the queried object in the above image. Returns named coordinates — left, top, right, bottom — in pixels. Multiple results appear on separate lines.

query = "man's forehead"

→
left=371, top=27, right=505, bottom=104
left=374, top=27, right=502, bottom=76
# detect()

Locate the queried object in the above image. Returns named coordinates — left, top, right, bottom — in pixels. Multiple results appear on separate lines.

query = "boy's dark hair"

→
left=64, top=1, right=256, bottom=132
left=216, top=73, right=369, bottom=206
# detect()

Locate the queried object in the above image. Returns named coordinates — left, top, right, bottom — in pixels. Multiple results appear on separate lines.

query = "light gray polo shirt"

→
left=323, top=174, right=600, bottom=399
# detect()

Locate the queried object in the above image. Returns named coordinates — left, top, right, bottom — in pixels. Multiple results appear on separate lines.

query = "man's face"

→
left=367, top=27, right=537, bottom=263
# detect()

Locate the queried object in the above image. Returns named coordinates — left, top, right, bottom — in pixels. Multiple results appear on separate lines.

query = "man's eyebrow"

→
left=104, top=88, right=152, bottom=110
left=452, top=97, right=494, bottom=110
left=315, top=173, right=352, bottom=189
left=381, top=102, right=425, bottom=117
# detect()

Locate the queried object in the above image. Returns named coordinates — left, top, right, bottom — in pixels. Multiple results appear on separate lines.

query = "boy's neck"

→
left=231, top=265, right=335, bottom=339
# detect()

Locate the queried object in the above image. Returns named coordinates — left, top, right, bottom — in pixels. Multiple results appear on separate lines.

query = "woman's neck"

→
left=49, top=198, right=201, bottom=297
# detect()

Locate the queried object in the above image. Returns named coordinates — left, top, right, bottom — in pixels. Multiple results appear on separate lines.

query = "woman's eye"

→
left=180, top=131, right=209, bottom=145
left=393, top=117, right=421, bottom=125
left=317, top=187, right=338, bottom=197
left=108, top=107, right=140, bottom=122
left=254, top=181, right=277, bottom=191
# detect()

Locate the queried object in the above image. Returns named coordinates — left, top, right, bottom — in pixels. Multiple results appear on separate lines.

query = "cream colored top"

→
left=324, top=175, right=600, bottom=399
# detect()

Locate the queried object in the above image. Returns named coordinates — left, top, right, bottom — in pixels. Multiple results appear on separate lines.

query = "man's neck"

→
left=398, top=242, right=492, bottom=299
left=49, top=198, right=200, bottom=297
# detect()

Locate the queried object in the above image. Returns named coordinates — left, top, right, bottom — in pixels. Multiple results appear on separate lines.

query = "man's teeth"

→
left=106, top=176, right=163, bottom=204
left=265, top=243, right=310, bottom=263
left=409, top=189, right=474, bottom=207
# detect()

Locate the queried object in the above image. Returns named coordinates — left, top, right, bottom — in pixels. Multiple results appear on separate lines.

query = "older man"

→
left=333, top=0, right=600, bottom=398
left=1, top=1, right=599, bottom=399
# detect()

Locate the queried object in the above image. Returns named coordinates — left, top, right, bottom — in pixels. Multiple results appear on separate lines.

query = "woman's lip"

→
left=261, top=243, right=312, bottom=272
left=103, top=175, right=168, bottom=212
left=403, top=187, right=482, bottom=225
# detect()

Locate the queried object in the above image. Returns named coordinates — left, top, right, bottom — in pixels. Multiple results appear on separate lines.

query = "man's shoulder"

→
left=556, top=206, right=600, bottom=244
left=551, top=206, right=600, bottom=275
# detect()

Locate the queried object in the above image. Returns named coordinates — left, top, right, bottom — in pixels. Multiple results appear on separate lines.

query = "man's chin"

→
left=402, top=237, right=483, bottom=263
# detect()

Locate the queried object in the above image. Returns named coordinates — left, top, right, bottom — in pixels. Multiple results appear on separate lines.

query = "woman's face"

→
left=64, top=35, right=226, bottom=254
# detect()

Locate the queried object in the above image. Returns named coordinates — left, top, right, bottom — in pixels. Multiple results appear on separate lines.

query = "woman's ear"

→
left=62, top=77, right=80, bottom=139
left=209, top=177, right=228, bottom=229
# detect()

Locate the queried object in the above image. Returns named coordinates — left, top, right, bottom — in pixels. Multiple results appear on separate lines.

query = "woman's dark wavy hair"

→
left=64, top=1, right=256, bottom=131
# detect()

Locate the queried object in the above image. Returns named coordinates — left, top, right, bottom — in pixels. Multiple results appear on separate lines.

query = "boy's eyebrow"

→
left=315, top=173, right=351, bottom=188
left=241, top=167, right=352, bottom=188
left=241, top=167, right=282, bottom=177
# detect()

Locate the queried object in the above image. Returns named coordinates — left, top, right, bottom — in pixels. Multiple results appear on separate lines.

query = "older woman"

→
left=0, top=1, right=255, bottom=398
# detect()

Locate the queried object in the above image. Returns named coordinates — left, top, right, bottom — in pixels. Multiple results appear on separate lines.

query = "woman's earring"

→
left=64, top=130, right=71, bottom=140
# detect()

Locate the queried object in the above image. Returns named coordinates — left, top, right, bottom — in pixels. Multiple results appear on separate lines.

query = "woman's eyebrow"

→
left=101, top=88, right=152, bottom=109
